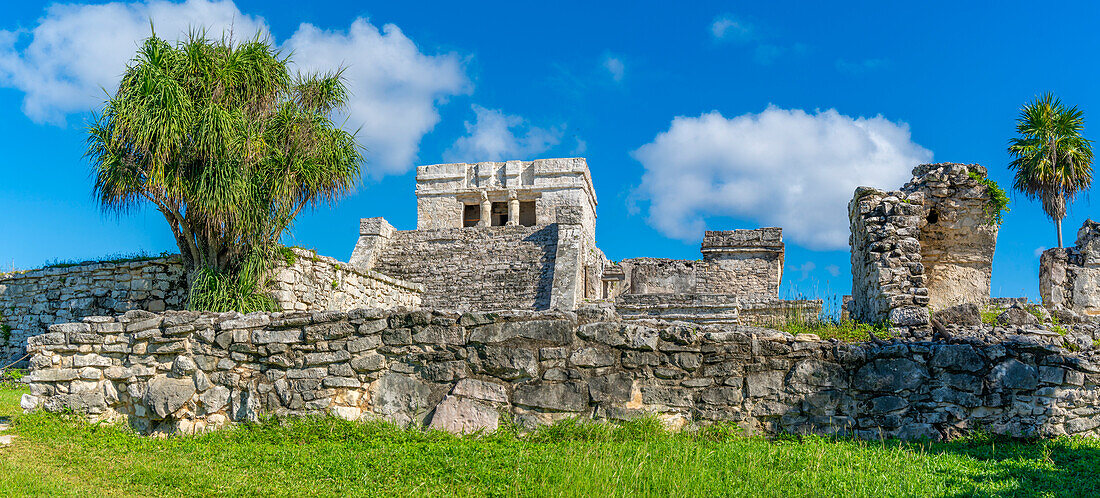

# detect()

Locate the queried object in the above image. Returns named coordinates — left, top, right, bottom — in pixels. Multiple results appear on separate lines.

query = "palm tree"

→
left=86, top=30, right=362, bottom=310
left=1008, top=93, right=1093, bottom=248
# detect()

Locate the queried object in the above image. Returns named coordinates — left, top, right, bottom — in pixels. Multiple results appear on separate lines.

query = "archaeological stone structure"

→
left=0, top=249, right=421, bottom=364
left=22, top=307, right=1100, bottom=440
left=1040, top=220, right=1100, bottom=316
left=849, top=163, right=1001, bottom=337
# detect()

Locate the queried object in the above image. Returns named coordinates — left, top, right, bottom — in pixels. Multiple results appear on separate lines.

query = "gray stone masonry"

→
left=611, top=228, right=784, bottom=299
left=1, top=250, right=422, bottom=363
left=0, top=257, right=186, bottom=364
left=848, top=186, right=930, bottom=337
left=24, top=307, right=1100, bottom=440
left=850, top=163, right=1000, bottom=337
left=1041, top=220, right=1100, bottom=315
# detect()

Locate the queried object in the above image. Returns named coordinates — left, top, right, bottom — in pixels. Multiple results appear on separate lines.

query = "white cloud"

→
left=602, top=54, right=624, bottom=82
left=632, top=106, right=932, bottom=249
left=825, top=264, right=841, bottom=277
left=284, top=20, right=468, bottom=176
left=0, top=0, right=269, bottom=125
left=1034, top=246, right=1047, bottom=258
left=443, top=105, right=561, bottom=163
left=793, top=261, right=816, bottom=280
left=0, top=1, right=468, bottom=176
left=710, top=15, right=754, bottom=42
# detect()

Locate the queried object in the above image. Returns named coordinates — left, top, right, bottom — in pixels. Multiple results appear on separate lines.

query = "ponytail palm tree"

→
left=86, top=31, right=362, bottom=310
left=1007, top=92, right=1093, bottom=248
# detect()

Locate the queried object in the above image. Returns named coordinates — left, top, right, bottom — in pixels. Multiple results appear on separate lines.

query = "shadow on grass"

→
left=890, top=434, right=1100, bottom=497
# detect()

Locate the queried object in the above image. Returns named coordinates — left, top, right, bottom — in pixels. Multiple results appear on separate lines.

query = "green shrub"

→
left=968, top=170, right=1010, bottom=225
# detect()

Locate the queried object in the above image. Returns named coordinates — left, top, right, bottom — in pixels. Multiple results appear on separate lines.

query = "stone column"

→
left=349, top=217, right=395, bottom=269
left=478, top=192, right=490, bottom=227
left=550, top=206, right=585, bottom=310
left=506, top=191, right=519, bottom=226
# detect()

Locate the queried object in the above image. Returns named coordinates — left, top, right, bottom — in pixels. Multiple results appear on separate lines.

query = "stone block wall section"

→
left=901, top=163, right=999, bottom=310
left=614, top=228, right=785, bottom=299
left=270, top=248, right=422, bottom=312
left=1041, top=220, right=1100, bottom=315
left=614, top=294, right=822, bottom=327
left=24, top=308, right=1100, bottom=440
left=848, top=187, right=932, bottom=337
left=0, top=249, right=421, bottom=364
left=0, top=257, right=187, bottom=364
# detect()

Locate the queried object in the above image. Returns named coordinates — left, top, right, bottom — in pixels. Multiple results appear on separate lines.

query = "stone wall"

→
left=0, top=250, right=422, bottom=364
left=901, top=164, right=999, bottom=310
left=0, top=257, right=187, bottom=364
left=615, top=229, right=784, bottom=299
left=25, top=308, right=1100, bottom=440
left=370, top=225, right=559, bottom=311
left=614, top=294, right=821, bottom=327
left=1041, top=220, right=1100, bottom=315
left=848, top=187, right=931, bottom=337
left=270, top=248, right=422, bottom=312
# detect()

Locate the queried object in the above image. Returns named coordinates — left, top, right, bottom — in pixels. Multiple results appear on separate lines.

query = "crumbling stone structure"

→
left=608, top=229, right=784, bottom=298
left=24, top=308, right=1100, bottom=440
left=849, top=163, right=1000, bottom=336
left=1041, top=220, right=1100, bottom=315
left=0, top=249, right=420, bottom=363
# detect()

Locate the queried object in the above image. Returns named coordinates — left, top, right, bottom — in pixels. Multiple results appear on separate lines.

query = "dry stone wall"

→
left=848, top=187, right=931, bottom=337
left=270, top=248, right=422, bottom=312
left=1, top=250, right=422, bottom=363
left=371, top=225, right=559, bottom=311
left=901, top=164, right=999, bottom=310
left=1041, top=220, right=1100, bottom=315
left=23, top=308, right=1100, bottom=440
left=0, top=257, right=186, bottom=364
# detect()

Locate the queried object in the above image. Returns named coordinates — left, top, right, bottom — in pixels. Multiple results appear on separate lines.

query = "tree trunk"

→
left=1057, top=217, right=1064, bottom=248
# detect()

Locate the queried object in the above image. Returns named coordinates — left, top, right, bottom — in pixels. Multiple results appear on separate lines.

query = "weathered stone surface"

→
left=370, top=373, right=433, bottom=422
left=476, top=346, right=538, bottom=381
left=990, top=359, right=1038, bottom=390
left=451, top=378, right=509, bottom=403
left=428, top=396, right=499, bottom=434
left=854, top=358, right=927, bottom=392
left=933, top=304, right=982, bottom=327
left=145, top=376, right=196, bottom=419
left=513, top=382, right=588, bottom=412
left=469, top=320, right=574, bottom=345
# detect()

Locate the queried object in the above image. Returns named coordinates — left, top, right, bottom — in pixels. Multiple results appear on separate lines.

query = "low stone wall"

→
left=270, top=248, right=422, bottom=311
left=1, top=250, right=422, bottom=364
left=615, top=294, right=821, bottom=327
left=0, top=257, right=187, bottom=364
left=23, top=308, right=1100, bottom=439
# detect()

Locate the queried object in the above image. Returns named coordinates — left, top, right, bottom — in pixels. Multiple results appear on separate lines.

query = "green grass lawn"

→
left=0, top=385, right=1098, bottom=497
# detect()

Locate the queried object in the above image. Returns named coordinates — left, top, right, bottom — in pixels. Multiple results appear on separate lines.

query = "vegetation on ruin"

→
left=1, top=385, right=1100, bottom=496
left=967, top=170, right=1010, bottom=225
left=1007, top=92, right=1094, bottom=247
left=777, top=317, right=890, bottom=343
left=86, top=29, right=362, bottom=313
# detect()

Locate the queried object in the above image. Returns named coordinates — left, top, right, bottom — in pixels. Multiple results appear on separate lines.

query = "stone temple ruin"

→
left=11, top=158, right=1100, bottom=441
left=848, top=163, right=1000, bottom=338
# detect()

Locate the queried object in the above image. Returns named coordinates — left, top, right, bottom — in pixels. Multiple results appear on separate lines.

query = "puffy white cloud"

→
left=602, top=55, right=624, bottom=82
left=632, top=106, right=932, bottom=249
left=825, top=264, right=841, bottom=277
left=284, top=20, right=468, bottom=176
left=0, top=1, right=469, bottom=176
left=444, top=105, right=560, bottom=163
left=793, top=261, right=816, bottom=280
left=0, top=0, right=268, bottom=125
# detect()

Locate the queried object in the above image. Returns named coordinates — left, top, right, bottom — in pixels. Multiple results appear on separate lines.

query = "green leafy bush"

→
left=968, top=170, right=1010, bottom=225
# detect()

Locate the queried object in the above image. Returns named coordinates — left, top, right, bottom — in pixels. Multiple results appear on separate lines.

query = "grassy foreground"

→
left=1, top=386, right=1099, bottom=497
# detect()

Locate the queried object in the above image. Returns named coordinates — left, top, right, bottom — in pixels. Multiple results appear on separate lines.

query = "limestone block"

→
left=428, top=396, right=499, bottom=434
left=145, top=375, right=197, bottom=419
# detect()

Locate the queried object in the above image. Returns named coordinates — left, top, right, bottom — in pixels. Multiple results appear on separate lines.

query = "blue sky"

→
left=1, top=0, right=1098, bottom=302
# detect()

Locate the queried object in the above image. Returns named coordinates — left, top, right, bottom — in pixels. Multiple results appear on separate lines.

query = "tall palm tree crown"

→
left=1007, top=92, right=1093, bottom=248
left=86, top=30, right=362, bottom=310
